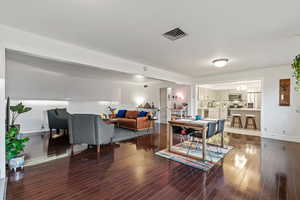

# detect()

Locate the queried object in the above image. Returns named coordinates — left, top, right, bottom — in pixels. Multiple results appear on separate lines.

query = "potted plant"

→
left=10, top=103, right=32, bottom=130
left=6, top=102, right=31, bottom=172
left=6, top=127, right=29, bottom=172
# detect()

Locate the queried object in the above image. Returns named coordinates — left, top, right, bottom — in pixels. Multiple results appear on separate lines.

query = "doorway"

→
left=197, top=80, right=262, bottom=136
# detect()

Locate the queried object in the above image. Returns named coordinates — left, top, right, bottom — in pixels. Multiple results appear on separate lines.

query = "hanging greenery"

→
left=292, top=54, right=300, bottom=86
left=292, top=54, right=300, bottom=113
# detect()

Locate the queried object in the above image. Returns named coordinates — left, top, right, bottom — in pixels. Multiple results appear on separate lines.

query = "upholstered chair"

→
left=68, top=114, right=114, bottom=153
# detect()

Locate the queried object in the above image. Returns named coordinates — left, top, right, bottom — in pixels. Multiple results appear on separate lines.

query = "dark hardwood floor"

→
left=7, top=124, right=300, bottom=200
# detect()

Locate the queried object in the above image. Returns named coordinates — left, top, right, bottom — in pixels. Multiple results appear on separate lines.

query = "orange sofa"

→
left=111, top=110, right=152, bottom=131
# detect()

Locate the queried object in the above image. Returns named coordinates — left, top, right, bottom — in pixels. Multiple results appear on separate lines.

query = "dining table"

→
left=168, top=119, right=224, bottom=162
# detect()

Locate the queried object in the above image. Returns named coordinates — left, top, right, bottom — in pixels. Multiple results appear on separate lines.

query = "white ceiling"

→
left=6, top=50, right=168, bottom=85
left=199, top=80, right=261, bottom=90
left=1, top=0, right=300, bottom=77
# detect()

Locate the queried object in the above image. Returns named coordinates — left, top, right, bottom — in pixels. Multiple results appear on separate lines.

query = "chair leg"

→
left=238, top=117, right=243, bottom=128
left=221, top=132, right=224, bottom=148
left=203, top=138, right=213, bottom=162
left=187, top=137, right=194, bottom=155
left=217, top=134, right=222, bottom=154
left=49, top=128, right=52, bottom=139
left=183, top=135, right=189, bottom=149
left=231, top=117, right=235, bottom=127
left=97, top=145, right=100, bottom=153
left=245, top=117, right=249, bottom=129
left=56, top=129, right=60, bottom=134
left=195, top=138, right=201, bottom=152
left=252, top=118, right=257, bottom=130
left=71, top=144, right=74, bottom=156
left=180, top=135, right=184, bottom=147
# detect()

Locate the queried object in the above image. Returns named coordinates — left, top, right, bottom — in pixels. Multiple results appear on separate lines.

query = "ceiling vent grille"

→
left=163, top=28, right=187, bottom=41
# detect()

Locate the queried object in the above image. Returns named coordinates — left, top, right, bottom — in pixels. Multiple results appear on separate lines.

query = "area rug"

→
left=155, top=142, right=233, bottom=171
left=113, top=127, right=154, bottom=142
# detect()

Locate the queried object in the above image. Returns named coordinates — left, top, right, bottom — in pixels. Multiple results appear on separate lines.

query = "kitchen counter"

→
left=229, top=108, right=261, bottom=111
left=198, top=107, right=227, bottom=119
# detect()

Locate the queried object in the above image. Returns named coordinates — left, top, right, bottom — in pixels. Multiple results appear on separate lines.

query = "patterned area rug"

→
left=155, top=142, right=233, bottom=171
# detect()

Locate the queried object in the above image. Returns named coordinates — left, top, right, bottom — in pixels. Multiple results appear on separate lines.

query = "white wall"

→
left=0, top=46, right=5, bottom=178
left=6, top=57, right=122, bottom=101
left=197, top=66, right=300, bottom=143
left=9, top=100, right=69, bottom=133
left=67, top=84, right=162, bottom=117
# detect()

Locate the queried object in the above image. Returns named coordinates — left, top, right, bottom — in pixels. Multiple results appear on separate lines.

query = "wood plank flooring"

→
left=6, top=124, right=300, bottom=200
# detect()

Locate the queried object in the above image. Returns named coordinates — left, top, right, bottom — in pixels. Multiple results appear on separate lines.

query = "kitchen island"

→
left=230, top=108, right=261, bottom=129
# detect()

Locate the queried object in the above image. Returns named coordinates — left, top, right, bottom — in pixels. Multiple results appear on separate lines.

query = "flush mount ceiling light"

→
left=135, top=74, right=145, bottom=79
left=212, top=58, right=229, bottom=68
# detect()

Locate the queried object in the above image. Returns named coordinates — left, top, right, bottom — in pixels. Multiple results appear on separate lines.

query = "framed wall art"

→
left=279, top=79, right=290, bottom=106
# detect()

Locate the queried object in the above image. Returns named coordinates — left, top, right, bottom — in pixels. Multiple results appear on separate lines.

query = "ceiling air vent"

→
left=163, top=28, right=187, bottom=41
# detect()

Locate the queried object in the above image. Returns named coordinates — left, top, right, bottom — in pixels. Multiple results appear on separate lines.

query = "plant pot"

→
left=9, top=155, right=25, bottom=172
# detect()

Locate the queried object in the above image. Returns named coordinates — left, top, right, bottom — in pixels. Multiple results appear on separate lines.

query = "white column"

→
left=194, top=85, right=199, bottom=116
left=159, top=88, right=171, bottom=124
left=0, top=46, right=5, bottom=178
left=188, top=84, right=197, bottom=117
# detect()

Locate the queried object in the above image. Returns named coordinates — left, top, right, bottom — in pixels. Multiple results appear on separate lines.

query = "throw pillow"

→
left=138, top=111, right=148, bottom=117
left=116, top=110, right=127, bottom=118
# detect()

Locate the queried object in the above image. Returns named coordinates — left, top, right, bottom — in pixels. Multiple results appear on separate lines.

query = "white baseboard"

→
left=20, top=129, right=49, bottom=137
left=21, top=129, right=49, bottom=134
left=0, top=178, right=7, bottom=200
left=262, top=132, right=300, bottom=143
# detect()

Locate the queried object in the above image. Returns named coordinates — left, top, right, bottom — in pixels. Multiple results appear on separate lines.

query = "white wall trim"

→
left=21, top=129, right=49, bottom=135
left=0, top=25, right=192, bottom=85
left=262, top=132, right=300, bottom=143
left=0, top=177, right=7, bottom=200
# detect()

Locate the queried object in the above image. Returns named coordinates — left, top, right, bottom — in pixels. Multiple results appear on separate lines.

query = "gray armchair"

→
left=68, top=114, right=114, bottom=153
left=47, top=108, right=70, bottom=139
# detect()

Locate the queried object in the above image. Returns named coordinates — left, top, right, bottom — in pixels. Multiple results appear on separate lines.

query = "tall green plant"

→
left=6, top=127, right=29, bottom=160
left=6, top=102, right=31, bottom=160
left=10, top=103, right=32, bottom=125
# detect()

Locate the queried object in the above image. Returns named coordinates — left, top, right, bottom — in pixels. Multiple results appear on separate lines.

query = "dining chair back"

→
left=216, top=119, right=225, bottom=135
left=206, top=122, right=218, bottom=138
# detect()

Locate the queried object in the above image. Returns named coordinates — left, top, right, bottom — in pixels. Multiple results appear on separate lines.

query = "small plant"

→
left=6, top=127, right=29, bottom=160
left=292, top=54, right=300, bottom=86
left=107, top=106, right=117, bottom=114
left=10, top=103, right=32, bottom=126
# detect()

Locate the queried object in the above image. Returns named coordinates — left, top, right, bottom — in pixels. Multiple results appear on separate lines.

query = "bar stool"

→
left=231, top=114, right=243, bottom=128
left=245, top=115, right=257, bottom=130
